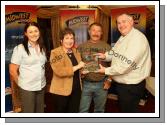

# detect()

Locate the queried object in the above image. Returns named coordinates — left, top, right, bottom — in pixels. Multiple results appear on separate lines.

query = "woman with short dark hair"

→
left=49, top=28, right=85, bottom=113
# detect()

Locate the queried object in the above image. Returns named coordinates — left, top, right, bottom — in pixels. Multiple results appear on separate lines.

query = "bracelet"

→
left=106, top=78, right=112, bottom=82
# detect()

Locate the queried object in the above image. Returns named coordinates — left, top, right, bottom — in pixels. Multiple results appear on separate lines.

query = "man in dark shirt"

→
left=78, top=23, right=112, bottom=112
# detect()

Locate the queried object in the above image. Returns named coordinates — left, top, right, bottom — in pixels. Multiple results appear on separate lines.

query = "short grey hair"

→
left=116, top=13, right=134, bottom=23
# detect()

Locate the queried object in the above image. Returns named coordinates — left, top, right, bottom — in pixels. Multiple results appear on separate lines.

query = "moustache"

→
left=92, top=35, right=100, bottom=37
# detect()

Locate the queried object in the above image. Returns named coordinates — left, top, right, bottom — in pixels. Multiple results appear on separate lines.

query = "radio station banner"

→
left=60, top=9, right=95, bottom=46
left=111, top=6, right=147, bottom=44
left=5, top=5, right=37, bottom=112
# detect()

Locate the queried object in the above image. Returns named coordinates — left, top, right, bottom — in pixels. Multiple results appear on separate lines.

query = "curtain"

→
left=37, top=8, right=61, bottom=48
left=37, top=8, right=61, bottom=92
left=37, top=8, right=59, bottom=18
left=51, top=15, right=61, bottom=48
left=95, top=8, right=110, bottom=43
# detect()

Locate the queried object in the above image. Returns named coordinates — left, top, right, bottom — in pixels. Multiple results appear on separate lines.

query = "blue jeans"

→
left=79, top=80, right=108, bottom=113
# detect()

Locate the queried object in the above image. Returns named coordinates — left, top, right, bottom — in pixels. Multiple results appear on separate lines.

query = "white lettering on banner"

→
left=66, top=16, right=89, bottom=26
left=5, top=12, right=30, bottom=24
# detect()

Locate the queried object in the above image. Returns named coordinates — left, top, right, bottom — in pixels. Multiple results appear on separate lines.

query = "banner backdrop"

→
left=5, top=5, right=37, bottom=112
left=111, top=6, right=147, bottom=44
left=60, top=9, right=95, bottom=47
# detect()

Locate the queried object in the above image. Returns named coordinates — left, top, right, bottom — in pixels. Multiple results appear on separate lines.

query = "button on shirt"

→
left=11, top=43, right=47, bottom=91
left=104, top=28, right=151, bottom=84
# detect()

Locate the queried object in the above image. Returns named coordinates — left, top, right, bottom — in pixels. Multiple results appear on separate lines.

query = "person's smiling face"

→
left=25, top=25, right=40, bottom=43
left=117, top=14, right=134, bottom=36
left=61, top=34, right=75, bottom=49
left=89, top=25, right=102, bottom=42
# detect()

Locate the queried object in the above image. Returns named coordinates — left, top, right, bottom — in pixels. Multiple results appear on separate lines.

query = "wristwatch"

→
left=106, top=78, right=112, bottom=82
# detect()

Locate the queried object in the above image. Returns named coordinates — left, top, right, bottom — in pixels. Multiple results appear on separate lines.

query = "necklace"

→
left=67, top=53, right=72, bottom=57
left=67, top=49, right=72, bottom=58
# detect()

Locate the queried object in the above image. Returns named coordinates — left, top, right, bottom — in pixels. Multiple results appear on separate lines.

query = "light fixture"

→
left=78, top=5, right=90, bottom=9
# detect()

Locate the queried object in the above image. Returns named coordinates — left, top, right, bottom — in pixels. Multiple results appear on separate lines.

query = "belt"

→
left=83, top=79, right=106, bottom=83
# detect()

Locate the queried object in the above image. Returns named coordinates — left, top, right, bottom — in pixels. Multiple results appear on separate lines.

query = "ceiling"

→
left=37, top=5, right=155, bottom=14
left=37, top=5, right=155, bottom=26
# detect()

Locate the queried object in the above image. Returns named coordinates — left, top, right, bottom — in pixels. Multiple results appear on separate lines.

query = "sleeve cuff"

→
left=105, top=52, right=112, bottom=61
left=105, top=67, right=112, bottom=75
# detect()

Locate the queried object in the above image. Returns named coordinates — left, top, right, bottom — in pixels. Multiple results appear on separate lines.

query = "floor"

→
left=105, top=94, right=155, bottom=113
left=44, top=92, right=155, bottom=113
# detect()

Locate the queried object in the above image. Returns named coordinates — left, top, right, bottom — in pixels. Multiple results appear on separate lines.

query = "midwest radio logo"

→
left=66, top=16, right=89, bottom=27
left=5, top=12, right=30, bottom=24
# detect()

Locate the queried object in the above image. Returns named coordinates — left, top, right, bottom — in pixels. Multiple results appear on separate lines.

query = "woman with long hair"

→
left=9, top=22, right=47, bottom=113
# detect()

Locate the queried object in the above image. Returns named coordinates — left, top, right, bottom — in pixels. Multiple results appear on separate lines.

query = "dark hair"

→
left=88, top=22, right=103, bottom=40
left=60, top=27, right=75, bottom=41
left=23, top=22, right=45, bottom=55
left=88, top=22, right=103, bottom=31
